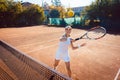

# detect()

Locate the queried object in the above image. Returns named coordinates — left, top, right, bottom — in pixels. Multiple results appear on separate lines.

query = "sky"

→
left=14, top=0, right=95, bottom=8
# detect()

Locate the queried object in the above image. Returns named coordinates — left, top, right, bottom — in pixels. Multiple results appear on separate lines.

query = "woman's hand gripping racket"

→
left=75, top=26, right=106, bottom=41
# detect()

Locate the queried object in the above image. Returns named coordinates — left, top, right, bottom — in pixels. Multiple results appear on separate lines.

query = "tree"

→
left=49, top=9, right=60, bottom=18
left=83, top=0, right=120, bottom=20
left=81, top=0, right=120, bottom=32
left=83, top=0, right=110, bottom=20
left=0, top=0, right=8, bottom=12
left=56, top=6, right=66, bottom=18
left=18, top=4, right=45, bottom=26
left=0, top=0, right=8, bottom=26
left=110, top=0, right=120, bottom=20
left=0, top=0, right=45, bottom=27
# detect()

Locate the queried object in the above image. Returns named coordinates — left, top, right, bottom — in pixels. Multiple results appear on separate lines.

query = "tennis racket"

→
left=75, top=26, right=106, bottom=41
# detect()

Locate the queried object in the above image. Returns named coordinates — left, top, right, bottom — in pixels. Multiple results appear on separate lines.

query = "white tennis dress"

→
left=55, top=37, right=71, bottom=62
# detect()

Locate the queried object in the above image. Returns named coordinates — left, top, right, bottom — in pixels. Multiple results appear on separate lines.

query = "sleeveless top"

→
left=55, top=37, right=71, bottom=62
left=58, top=37, right=71, bottom=52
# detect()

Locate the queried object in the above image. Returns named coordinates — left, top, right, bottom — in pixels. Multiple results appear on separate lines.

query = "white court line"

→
left=27, top=36, right=120, bottom=53
left=3, top=28, right=51, bottom=38
left=24, top=31, right=119, bottom=53
left=26, top=33, right=82, bottom=53
left=27, top=44, right=57, bottom=53
left=18, top=32, right=81, bottom=47
left=114, top=68, right=120, bottom=80
left=95, top=42, right=120, bottom=49
left=18, top=38, right=58, bottom=47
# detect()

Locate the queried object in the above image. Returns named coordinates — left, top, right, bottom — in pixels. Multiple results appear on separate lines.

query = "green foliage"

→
left=110, top=0, right=120, bottom=20
left=0, top=0, right=45, bottom=27
left=18, top=4, right=45, bottom=26
left=83, top=0, right=120, bottom=20
left=81, top=0, right=120, bottom=32
left=59, top=18, right=67, bottom=26
left=0, top=0, right=8, bottom=12
left=49, top=9, right=60, bottom=18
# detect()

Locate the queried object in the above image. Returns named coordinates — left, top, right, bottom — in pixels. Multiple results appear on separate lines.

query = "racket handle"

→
left=75, top=38, right=80, bottom=41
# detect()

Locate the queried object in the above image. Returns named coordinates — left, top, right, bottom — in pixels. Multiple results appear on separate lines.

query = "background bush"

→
left=0, top=0, right=45, bottom=27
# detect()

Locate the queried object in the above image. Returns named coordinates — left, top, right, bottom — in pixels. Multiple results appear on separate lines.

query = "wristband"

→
left=78, top=44, right=80, bottom=48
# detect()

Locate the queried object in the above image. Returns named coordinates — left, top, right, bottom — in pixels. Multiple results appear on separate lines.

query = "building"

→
left=21, top=2, right=33, bottom=7
left=71, top=6, right=85, bottom=16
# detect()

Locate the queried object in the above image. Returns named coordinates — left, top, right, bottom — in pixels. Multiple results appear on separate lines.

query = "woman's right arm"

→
left=60, top=37, right=67, bottom=42
left=70, top=39, right=86, bottom=50
left=59, top=35, right=67, bottom=42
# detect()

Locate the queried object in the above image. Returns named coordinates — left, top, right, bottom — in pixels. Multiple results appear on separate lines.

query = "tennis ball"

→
left=67, top=10, right=74, bottom=17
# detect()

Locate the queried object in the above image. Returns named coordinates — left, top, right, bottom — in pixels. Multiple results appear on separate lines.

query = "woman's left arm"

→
left=70, top=39, right=79, bottom=50
left=70, top=38, right=86, bottom=50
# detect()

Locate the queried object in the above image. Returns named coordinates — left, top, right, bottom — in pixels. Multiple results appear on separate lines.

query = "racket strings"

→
left=87, top=27, right=106, bottom=39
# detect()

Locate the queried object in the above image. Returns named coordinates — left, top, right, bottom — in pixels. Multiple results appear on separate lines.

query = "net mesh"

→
left=0, top=40, right=70, bottom=80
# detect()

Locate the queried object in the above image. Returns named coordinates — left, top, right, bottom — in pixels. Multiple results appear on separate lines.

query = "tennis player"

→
left=53, top=26, right=86, bottom=78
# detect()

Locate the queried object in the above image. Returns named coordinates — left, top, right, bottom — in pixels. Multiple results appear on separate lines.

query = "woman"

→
left=53, top=26, right=86, bottom=78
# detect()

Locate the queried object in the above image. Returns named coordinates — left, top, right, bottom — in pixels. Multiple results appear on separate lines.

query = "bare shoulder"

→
left=60, top=34, right=66, bottom=39
left=69, top=37, right=75, bottom=42
left=59, top=34, right=67, bottom=41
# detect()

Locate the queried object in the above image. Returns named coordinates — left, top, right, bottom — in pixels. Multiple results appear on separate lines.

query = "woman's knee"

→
left=65, top=62, right=71, bottom=71
left=54, top=60, right=60, bottom=66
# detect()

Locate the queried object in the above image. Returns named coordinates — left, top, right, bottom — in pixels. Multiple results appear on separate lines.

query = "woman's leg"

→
left=65, top=62, right=71, bottom=78
left=53, top=59, right=60, bottom=70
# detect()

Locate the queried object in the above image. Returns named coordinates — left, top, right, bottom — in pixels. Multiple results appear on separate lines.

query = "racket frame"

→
left=75, top=26, right=106, bottom=41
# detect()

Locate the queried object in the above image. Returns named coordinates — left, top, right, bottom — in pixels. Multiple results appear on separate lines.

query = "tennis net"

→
left=0, top=40, right=71, bottom=80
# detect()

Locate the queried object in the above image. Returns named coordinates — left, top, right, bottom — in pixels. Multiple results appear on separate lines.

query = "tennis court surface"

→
left=0, top=40, right=71, bottom=80
left=0, top=25, right=120, bottom=80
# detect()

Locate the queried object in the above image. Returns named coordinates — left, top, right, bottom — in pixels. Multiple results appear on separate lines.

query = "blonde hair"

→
left=65, top=26, right=72, bottom=29
left=64, top=26, right=72, bottom=37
